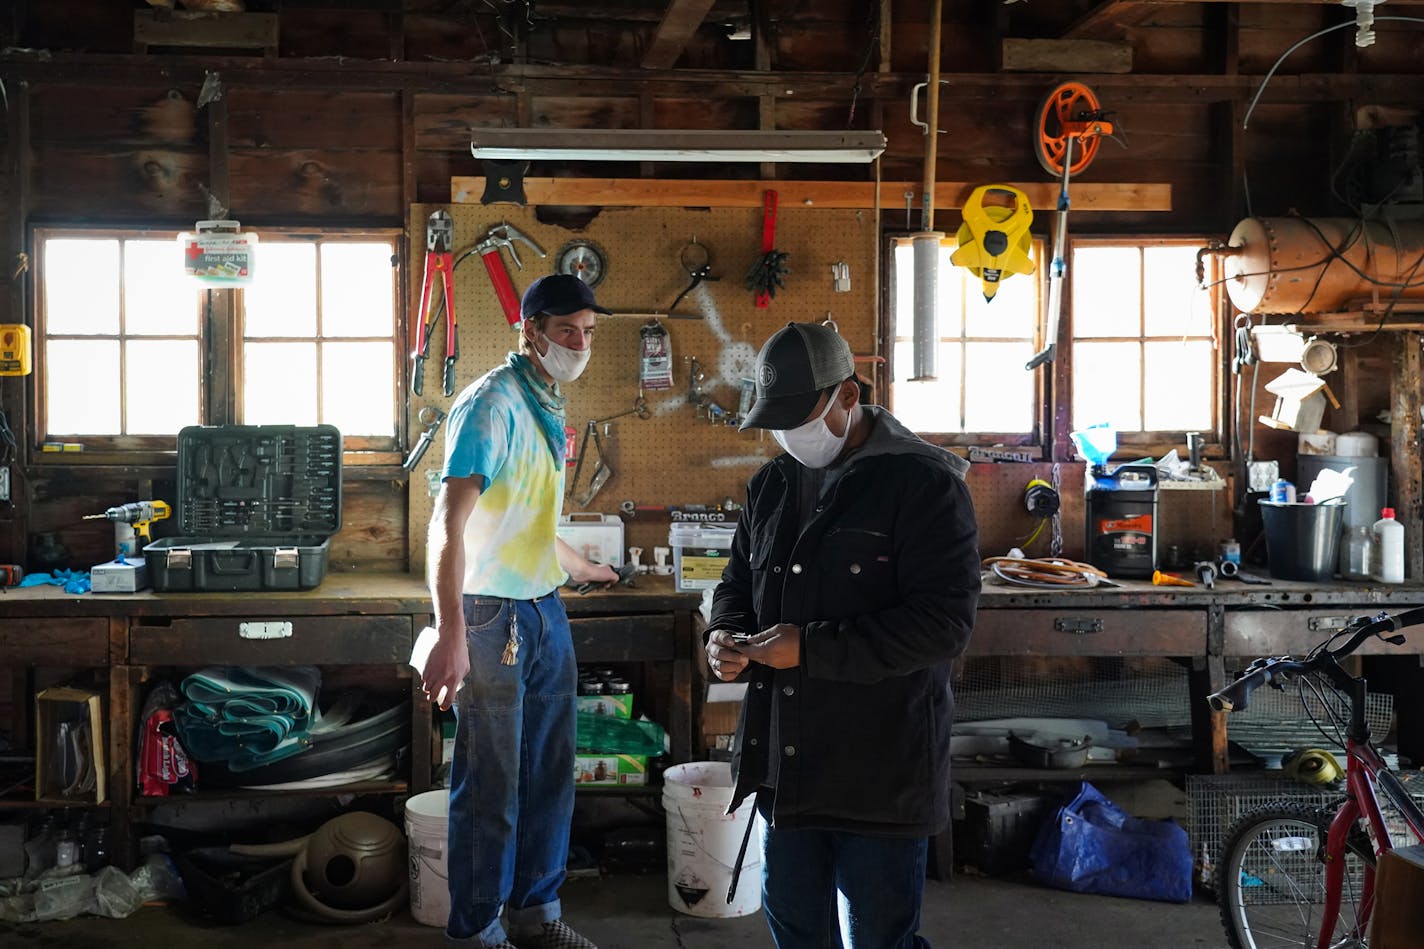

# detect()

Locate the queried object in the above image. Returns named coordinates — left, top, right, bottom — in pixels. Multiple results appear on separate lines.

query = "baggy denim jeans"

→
left=761, top=815, right=931, bottom=949
left=446, top=593, right=577, bottom=946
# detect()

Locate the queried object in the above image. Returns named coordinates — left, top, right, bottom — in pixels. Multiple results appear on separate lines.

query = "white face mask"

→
left=773, top=394, right=856, bottom=469
left=536, top=333, right=591, bottom=383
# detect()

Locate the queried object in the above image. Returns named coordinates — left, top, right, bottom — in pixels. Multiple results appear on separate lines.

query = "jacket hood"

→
left=854, top=405, right=970, bottom=479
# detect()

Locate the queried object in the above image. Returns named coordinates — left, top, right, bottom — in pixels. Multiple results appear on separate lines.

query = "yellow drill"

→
left=83, top=500, right=172, bottom=544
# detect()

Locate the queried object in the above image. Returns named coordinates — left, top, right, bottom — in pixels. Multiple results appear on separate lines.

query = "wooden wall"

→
left=1, top=2, right=1421, bottom=570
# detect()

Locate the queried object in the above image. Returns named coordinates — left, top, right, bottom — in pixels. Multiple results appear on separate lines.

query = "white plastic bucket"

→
left=405, top=790, right=450, bottom=927
left=663, top=761, right=763, bottom=918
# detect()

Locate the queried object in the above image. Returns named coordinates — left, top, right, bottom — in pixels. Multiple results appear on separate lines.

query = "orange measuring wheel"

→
left=1034, top=81, right=1114, bottom=177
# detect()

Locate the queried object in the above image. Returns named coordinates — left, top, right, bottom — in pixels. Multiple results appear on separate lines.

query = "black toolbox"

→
left=144, top=425, right=342, bottom=592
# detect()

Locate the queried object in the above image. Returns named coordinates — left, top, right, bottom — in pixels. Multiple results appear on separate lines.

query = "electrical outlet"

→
left=0, top=466, right=9, bottom=502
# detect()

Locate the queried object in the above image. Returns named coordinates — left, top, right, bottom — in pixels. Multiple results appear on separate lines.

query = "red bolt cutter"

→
left=413, top=209, right=458, bottom=397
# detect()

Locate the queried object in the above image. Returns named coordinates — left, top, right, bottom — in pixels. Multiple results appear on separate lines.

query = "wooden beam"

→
left=643, top=0, right=718, bottom=70
left=450, top=176, right=1173, bottom=212
left=133, top=11, right=279, bottom=51
left=1392, top=332, right=1424, bottom=580
left=1000, top=38, right=1132, bottom=74
left=1062, top=1, right=1156, bottom=41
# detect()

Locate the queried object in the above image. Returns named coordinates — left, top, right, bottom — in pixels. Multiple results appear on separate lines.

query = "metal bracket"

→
left=1054, top=617, right=1104, bottom=635
left=164, top=548, right=192, bottom=571
left=273, top=547, right=300, bottom=571
left=909, top=80, right=950, bottom=134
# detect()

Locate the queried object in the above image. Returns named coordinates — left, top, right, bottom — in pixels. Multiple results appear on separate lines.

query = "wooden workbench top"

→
left=0, top=571, right=704, bottom=619
left=4, top=569, right=1423, bottom=620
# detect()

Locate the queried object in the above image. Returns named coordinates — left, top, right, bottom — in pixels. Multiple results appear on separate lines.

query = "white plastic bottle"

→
left=1371, top=507, right=1405, bottom=584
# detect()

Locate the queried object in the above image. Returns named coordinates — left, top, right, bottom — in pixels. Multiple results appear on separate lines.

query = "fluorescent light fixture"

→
left=470, top=129, right=887, bottom=164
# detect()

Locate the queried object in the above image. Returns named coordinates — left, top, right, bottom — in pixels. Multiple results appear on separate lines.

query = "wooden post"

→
left=1391, top=332, right=1423, bottom=579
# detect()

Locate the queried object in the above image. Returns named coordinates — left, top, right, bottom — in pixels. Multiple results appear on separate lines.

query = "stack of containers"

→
left=1297, top=431, right=1386, bottom=581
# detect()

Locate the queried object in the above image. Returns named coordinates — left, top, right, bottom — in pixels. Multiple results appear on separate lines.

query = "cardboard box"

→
left=577, top=692, right=633, bottom=719
left=701, top=682, right=745, bottom=747
left=573, top=754, right=647, bottom=787
left=35, top=687, right=106, bottom=804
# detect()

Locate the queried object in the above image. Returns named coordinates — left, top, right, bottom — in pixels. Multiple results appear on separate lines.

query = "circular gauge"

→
left=555, top=240, right=608, bottom=287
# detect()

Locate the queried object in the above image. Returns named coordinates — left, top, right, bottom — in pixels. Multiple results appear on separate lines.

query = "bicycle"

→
left=1207, top=607, right=1424, bottom=949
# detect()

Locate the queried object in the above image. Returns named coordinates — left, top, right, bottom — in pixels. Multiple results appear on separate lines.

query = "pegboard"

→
left=406, top=202, right=880, bottom=569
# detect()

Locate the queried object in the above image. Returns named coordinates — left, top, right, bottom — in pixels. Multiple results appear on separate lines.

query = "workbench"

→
left=6, top=571, right=1424, bottom=867
left=0, top=572, right=702, bottom=864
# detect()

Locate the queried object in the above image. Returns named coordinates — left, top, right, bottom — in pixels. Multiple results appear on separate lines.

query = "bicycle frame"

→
left=1317, top=678, right=1424, bottom=947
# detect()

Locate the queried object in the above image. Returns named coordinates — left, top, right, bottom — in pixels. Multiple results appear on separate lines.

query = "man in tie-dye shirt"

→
left=423, top=274, right=617, bottom=949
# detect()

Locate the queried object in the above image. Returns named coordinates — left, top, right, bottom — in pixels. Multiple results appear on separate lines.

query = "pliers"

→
left=413, top=209, right=458, bottom=397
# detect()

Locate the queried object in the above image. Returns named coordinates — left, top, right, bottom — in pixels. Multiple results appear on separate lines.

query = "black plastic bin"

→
left=144, top=424, right=342, bottom=591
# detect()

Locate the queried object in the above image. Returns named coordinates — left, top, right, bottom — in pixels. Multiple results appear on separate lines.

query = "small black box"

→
left=144, top=425, right=341, bottom=592
left=954, top=789, right=1060, bottom=876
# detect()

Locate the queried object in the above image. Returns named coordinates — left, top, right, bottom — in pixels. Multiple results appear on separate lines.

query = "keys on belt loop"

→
left=500, top=606, right=520, bottom=666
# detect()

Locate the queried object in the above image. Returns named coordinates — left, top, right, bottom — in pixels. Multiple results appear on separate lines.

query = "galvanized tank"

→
left=1223, top=216, right=1424, bottom=314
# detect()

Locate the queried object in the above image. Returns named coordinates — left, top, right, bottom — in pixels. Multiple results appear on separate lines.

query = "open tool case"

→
left=144, top=425, right=342, bottom=591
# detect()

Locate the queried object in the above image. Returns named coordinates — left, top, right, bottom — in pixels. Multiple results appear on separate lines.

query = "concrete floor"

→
left=4, top=872, right=1227, bottom=948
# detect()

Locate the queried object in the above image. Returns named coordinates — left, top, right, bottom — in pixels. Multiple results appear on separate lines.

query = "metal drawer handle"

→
left=1308, top=616, right=1353, bottom=632
left=1055, top=617, right=1104, bottom=635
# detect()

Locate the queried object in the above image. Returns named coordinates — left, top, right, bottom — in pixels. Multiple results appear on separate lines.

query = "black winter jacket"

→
left=709, top=407, right=980, bottom=836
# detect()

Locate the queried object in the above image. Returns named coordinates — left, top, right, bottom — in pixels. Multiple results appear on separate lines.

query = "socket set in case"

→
left=144, top=425, right=342, bottom=591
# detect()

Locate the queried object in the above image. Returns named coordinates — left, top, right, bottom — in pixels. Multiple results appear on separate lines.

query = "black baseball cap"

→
left=520, top=273, right=612, bottom=322
left=740, top=322, right=855, bottom=431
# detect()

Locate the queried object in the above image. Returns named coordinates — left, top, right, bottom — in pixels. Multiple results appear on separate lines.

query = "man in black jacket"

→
left=706, top=321, right=980, bottom=949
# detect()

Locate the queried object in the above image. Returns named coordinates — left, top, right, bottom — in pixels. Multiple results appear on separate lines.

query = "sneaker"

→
left=509, top=919, right=597, bottom=949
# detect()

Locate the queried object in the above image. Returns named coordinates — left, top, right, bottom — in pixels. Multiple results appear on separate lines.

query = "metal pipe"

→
left=910, top=0, right=943, bottom=381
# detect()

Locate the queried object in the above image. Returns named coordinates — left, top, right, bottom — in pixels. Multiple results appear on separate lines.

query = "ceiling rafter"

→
left=642, top=0, right=719, bottom=69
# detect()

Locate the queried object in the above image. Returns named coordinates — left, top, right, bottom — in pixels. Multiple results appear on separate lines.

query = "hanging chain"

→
left=1050, top=462, right=1064, bottom=557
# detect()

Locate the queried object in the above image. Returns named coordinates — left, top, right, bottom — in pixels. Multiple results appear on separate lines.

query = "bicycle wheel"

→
left=1216, top=802, right=1376, bottom=949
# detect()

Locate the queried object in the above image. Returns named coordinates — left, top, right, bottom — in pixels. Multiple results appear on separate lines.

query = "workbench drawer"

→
left=967, top=609, right=1208, bottom=656
left=1224, top=609, right=1404, bottom=658
left=128, top=615, right=415, bottom=665
left=1, top=617, right=109, bottom=665
left=570, top=614, right=676, bottom=663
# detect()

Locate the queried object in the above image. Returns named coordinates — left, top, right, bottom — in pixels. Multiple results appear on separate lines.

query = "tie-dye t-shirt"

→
left=442, top=360, right=566, bottom=599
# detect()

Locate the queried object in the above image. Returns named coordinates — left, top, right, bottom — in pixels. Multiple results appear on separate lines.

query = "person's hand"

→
left=570, top=561, right=619, bottom=587
left=739, top=623, right=801, bottom=670
left=705, top=629, right=750, bottom=682
left=421, top=628, right=470, bottom=711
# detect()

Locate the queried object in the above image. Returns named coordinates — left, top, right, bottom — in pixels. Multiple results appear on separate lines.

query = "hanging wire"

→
left=1244, top=17, right=1424, bottom=131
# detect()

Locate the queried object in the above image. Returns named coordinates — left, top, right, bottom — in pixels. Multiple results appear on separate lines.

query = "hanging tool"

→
left=570, top=422, right=612, bottom=508
left=477, top=221, right=546, bottom=328
left=402, top=406, right=447, bottom=472
left=83, top=500, right=172, bottom=546
left=412, top=210, right=457, bottom=397
left=950, top=184, right=1036, bottom=302
left=669, top=239, right=719, bottom=312
left=746, top=190, right=789, bottom=307
left=1026, top=82, right=1116, bottom=371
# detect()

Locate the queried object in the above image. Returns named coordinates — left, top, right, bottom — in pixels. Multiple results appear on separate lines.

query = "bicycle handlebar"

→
left=1207, top=607, right=1424, bottom=713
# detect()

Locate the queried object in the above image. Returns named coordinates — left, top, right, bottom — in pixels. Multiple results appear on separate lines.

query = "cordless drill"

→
left=83, top=500, right=172, bottom=545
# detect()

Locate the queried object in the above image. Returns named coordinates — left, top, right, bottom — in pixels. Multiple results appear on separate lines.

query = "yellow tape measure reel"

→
left=950, top=184, right=1035, bottom=302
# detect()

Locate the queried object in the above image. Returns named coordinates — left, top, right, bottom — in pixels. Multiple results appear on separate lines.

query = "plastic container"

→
left=663, top=761, right=762, bottom=918
left=1084, top=464, right=1158, bottom=579
left=1339, top=525, right=1374, bottom=581
left=1259, top=500, right=1345, bottom=582
left=1372, top=508, right=1405, bottom=584
left=1335, top=431, right=1379, bottom=457
left=1297, top=455, right=1388, bottom=530
left=404, top=790, right=450, bottom=928
left=668, top=523, right=736, bottom=592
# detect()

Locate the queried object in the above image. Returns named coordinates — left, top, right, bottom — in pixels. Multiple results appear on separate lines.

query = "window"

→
left=888, top=237, right=1042, bottom=440
left=34, top=228, right=401, bottom=457
left=1069, top=241, right=1220, bottom=438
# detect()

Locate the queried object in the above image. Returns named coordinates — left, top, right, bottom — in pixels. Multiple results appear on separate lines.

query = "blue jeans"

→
left=446, top=594, right=577, bottom=947
left=762, top=817, right=931, bottom=949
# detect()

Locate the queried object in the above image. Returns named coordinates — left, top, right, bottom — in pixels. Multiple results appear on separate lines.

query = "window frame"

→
left=883, top=231, right=1048, bottom=450
left=1065, top=236, right=1227, bottom=457
left=30, top=224, right=405, bottom=467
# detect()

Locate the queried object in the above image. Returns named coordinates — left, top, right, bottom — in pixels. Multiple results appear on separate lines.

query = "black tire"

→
left=1215, top=802, right=1376, bottom=949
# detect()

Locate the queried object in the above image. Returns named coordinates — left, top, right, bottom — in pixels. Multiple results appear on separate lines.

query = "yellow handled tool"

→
left=83, top=500, right=172, bottom=544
